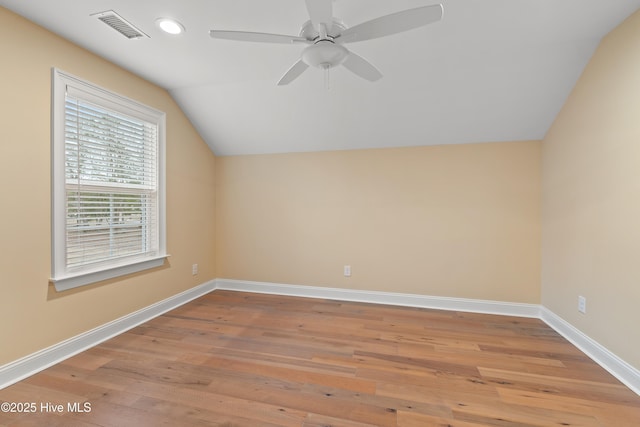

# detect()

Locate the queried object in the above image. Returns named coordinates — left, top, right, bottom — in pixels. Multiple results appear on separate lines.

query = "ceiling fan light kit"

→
left=302, top=41, right=348, bottom=69
left=209, top=0, right=443, bottom=86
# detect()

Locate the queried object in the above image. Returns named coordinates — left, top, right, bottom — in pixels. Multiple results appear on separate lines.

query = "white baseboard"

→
left=214, top=279, right=541, bottom=318
left=2, top=278, right=638, bottom=398
left=540, top=307, right=640, bottom=396
left=0, top=280, right=216, bottom=390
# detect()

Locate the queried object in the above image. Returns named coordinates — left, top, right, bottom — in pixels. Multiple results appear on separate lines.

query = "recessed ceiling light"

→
left=156, top=18, right=185, bottom=35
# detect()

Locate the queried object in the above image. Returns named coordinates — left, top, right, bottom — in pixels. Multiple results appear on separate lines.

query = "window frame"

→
left=50, top=68, right=167, bottom=291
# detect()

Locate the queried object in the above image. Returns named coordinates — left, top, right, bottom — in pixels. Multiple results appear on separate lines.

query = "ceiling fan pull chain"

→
left=324, top=65, right=330, bottom=90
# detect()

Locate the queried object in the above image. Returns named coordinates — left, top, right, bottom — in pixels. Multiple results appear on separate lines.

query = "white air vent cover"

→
left=92, top=10, right=149, bottom=39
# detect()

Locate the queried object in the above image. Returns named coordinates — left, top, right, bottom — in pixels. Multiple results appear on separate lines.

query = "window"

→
left=51, top=69, right=167, bottom=291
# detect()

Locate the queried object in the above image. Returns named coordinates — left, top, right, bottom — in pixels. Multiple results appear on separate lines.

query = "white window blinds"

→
left=51, top=69, right=167, bottom=291
left=64, top=95, right=159, bottom=267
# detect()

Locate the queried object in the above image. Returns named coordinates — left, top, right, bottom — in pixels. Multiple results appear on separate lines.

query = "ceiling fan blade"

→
left=209, top=30, right=309, bottom=44
left=305, top=0, right=333, bottom=30
left=277, top=60, right=310, bottom=85
left=342, top=52, right=383, bottom=82
left=337, top=4, right=443, bottom=44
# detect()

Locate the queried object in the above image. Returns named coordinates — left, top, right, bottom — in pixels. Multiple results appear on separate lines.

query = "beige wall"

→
left=0, top=8, right=216, bottom=365
left=542, top=10, right=640, bottom=369
left=216, top=142, right=541, bottom=303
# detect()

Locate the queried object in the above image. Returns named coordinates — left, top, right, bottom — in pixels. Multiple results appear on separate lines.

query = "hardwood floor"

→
left=1, top=290, right=639, bottom=426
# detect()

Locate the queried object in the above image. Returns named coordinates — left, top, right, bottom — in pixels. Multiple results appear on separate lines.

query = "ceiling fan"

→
left=209, top=0, right=443, bottom=85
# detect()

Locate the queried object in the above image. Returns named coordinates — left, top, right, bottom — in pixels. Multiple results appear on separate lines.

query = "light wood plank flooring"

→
left=1, top=290, right=639, bottom=426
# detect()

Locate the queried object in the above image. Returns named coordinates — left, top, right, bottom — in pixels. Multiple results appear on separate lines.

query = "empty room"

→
left=1, top=0, right=639, bottom=425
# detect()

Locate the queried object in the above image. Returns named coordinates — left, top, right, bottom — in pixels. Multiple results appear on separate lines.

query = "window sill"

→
left=50, top=254, right=169, bottom=292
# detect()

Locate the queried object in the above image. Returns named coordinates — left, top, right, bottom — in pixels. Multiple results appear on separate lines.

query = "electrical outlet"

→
left=192, top=264, right=198, bottom=276
left=343, top=265, right=351, bottom=277
left=578, top=296, right=586, bottom=314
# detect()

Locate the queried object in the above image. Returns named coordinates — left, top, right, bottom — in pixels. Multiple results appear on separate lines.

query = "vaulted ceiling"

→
left=2, top=0, right=639, bottom=155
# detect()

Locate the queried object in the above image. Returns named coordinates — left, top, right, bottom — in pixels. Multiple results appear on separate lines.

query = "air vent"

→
left=92, top=10, right=149, bottom=39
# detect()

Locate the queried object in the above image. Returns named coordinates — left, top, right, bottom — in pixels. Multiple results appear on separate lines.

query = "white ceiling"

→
left=2, top=0, right=639, bottom=156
